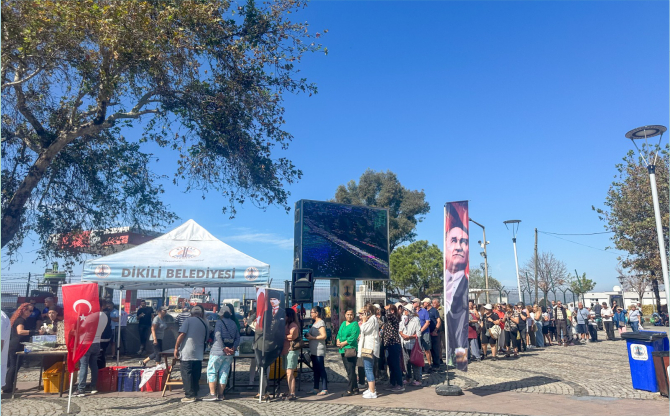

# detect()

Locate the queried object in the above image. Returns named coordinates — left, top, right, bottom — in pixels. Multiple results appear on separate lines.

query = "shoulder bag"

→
left=409, top=336, right=425, bottom=367
left=490, top=324, right=501, bottom=339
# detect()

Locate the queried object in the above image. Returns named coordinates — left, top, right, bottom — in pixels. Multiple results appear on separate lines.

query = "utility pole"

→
left=470, top=218, right=489, bottom=303
left=534, top=228, right=539, bottom=303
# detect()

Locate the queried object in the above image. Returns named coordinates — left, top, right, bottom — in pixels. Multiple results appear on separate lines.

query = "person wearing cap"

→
left=399, top=304, right=423, bottom=386
left=203, top=305, right=240, bottom=401
left=601, top=302, right=615, bottom=340
left=140, top=306, right=168, bottom=368
left=481, top=304, right=499, bottom=360
left=174, top=305, right=209, bottom=403
left=444, top=203, right=470, bottom=370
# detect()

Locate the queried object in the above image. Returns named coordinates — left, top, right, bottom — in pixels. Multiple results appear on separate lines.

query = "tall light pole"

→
left=504, top=220, right=522, bottom=304
left=624, top=125, right=669, bottom=310
left=470, top=218, right=490, bottom=303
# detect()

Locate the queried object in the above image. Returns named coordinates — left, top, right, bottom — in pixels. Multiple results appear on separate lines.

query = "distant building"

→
left=581, top=285, right=666, bottom=309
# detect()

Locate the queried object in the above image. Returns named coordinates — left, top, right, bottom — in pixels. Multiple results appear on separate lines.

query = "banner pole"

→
left=67, top=372, right=74, bottom=413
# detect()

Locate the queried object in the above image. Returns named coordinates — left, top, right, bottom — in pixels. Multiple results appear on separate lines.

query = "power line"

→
left=539, top=231, right=612, bottom=236
left=539, top=232, right=624, bottom=255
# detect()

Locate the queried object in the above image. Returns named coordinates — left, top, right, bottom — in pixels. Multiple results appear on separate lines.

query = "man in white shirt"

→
left=1, top=311, right=10, bottom=389
left=600, top=302, right=614, bottom=341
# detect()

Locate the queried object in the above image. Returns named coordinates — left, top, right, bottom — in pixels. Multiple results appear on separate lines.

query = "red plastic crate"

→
left=140, top=369, right=165, bottom=392
left=98, top=366, right=127, bottom=392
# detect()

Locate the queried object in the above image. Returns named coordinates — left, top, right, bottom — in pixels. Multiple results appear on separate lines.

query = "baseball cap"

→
left=403, top=304, right=414, bottom=313
left=422, top=297, right=431, bottom=304
left=484, top=304, right=493, bottom=310
left=400, top=297, right=409, bottom=303
left=218, top=305, right=231, bottom=317
left=412, top=298, right=420, bottom=303
left=158, top=306, right=169, bottom=312
left=358, top=307, right=365, bottom=314
left=394, top=302, right=403, bottom=308
left=373, top=303, right=381, bottom=309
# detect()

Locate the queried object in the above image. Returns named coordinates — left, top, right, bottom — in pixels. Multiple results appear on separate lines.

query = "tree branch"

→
left=2, top=65, right=46, bottom=90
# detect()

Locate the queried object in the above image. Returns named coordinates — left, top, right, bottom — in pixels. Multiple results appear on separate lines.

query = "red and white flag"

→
left=63, top=283, right=100, bottom=373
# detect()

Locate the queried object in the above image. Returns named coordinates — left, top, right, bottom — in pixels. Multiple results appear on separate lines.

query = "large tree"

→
left=593, top=146, right=668, bottom=311
left=520, top=252, right=568, bottom=304
left=389, top=240, right=442, bottom=299
left=468, top=268, right=502, bottom=290
left=332, top=169, right=430, bottom=252
left=1, top=0, right=325, bottom=265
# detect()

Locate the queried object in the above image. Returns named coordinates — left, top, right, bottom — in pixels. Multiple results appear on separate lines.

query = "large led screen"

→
left=294, top=200, right=389, bottom=280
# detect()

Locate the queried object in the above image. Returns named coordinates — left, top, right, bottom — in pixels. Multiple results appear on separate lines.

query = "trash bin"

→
left=651, top=351, right=669, bottom=397
left=621, top=331, right=669, bottom=392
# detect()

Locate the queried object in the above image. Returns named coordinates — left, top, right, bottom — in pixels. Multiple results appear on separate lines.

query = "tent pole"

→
left=67, top=372, right=74, bottom=413
left=218, top=287, right=222, bottom=311
left=116, top=288, right=123, bottom=367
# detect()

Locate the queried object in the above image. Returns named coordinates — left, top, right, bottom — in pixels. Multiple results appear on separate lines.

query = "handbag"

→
left=360, top=348, right=374, bottom=359
left=489, top=324, right=501, bottom=340
left=409, top=338, right=425, bottom=367
left=344, top=348, right=357, bottom=358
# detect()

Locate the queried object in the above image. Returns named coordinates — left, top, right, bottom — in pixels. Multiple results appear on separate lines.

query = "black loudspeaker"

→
left=292, top=268, right=314, bottom=304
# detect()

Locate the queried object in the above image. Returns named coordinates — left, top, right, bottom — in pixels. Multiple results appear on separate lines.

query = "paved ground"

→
left=2, top=327, right=668, bottom=415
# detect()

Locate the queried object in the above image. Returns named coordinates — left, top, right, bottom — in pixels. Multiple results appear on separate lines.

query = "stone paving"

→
left=1, top=327, right=667, bottom=415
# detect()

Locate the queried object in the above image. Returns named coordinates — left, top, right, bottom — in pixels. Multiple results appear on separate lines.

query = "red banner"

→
left=63, top=283, right=100, bottom=373
left=444, top=201, right=469, bottom=371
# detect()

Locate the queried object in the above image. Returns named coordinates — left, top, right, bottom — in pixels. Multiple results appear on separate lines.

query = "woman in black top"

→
left=382, top=304, right=403, bottom=391
left=3, top=303, right=35, bottom=393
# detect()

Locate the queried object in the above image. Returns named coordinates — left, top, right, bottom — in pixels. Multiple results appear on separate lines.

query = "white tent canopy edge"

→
left=81, top=219, right=270, bottom=290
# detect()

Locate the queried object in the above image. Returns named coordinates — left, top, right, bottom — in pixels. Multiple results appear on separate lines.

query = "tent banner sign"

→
left=82, top=219, right=270, bottom=289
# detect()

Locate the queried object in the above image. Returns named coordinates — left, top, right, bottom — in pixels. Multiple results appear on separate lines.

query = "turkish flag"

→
left=63, top=283, right=100, bottom=373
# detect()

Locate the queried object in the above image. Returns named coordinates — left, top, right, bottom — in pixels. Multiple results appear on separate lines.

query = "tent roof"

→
left=82, top=219, right=270, bottom=290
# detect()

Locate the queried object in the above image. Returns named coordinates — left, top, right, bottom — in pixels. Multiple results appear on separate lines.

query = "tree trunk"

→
left=651, top=277, right=662, bottom=313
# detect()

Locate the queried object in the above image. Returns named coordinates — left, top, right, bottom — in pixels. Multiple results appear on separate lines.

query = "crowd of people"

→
left=467, top=299, right=646, bottom=363
left=0, top=294, right=654, bottom=402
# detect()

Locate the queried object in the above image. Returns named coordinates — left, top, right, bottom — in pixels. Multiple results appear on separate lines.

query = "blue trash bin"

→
left=621, top=330, right=669, bottom=392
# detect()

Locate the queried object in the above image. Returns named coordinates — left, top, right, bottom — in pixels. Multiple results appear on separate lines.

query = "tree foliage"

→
left=389, top=240, right=443, bottom=298
left=469, top=268, right=503, bottom=291
left=1, top=0, right=326, bottom=265
left=593, top=146, right=669, bottom=280
left=520, top=252, right=568, bottom=300
left=332, top=169, right=430, bottom=252
left=569, top=270, right=596, bottom=301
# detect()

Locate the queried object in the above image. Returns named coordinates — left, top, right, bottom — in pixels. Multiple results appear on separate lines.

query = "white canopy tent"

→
left=82, top=219, right=270, bottom=290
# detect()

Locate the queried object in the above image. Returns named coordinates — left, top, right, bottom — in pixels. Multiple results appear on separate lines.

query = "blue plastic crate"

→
left=117, top=367, right=143, bottom=392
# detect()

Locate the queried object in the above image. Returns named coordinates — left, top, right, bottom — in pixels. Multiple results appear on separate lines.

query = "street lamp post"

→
left=470, top=218, right=490, bottom=303
left=624, top=125, right=669, bottom=309
left=504, top=220, right=523, bottom=304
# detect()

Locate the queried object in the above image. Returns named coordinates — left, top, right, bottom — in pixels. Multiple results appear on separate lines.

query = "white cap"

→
left=484, top=304, right=493, bottom=310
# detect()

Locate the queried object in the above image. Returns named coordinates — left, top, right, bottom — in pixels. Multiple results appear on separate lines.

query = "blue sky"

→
left=4, top=1, right=669, bottom=293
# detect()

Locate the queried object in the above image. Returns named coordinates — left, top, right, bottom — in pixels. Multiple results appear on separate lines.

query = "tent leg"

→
left=116, top=291, right=123, bottom=367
